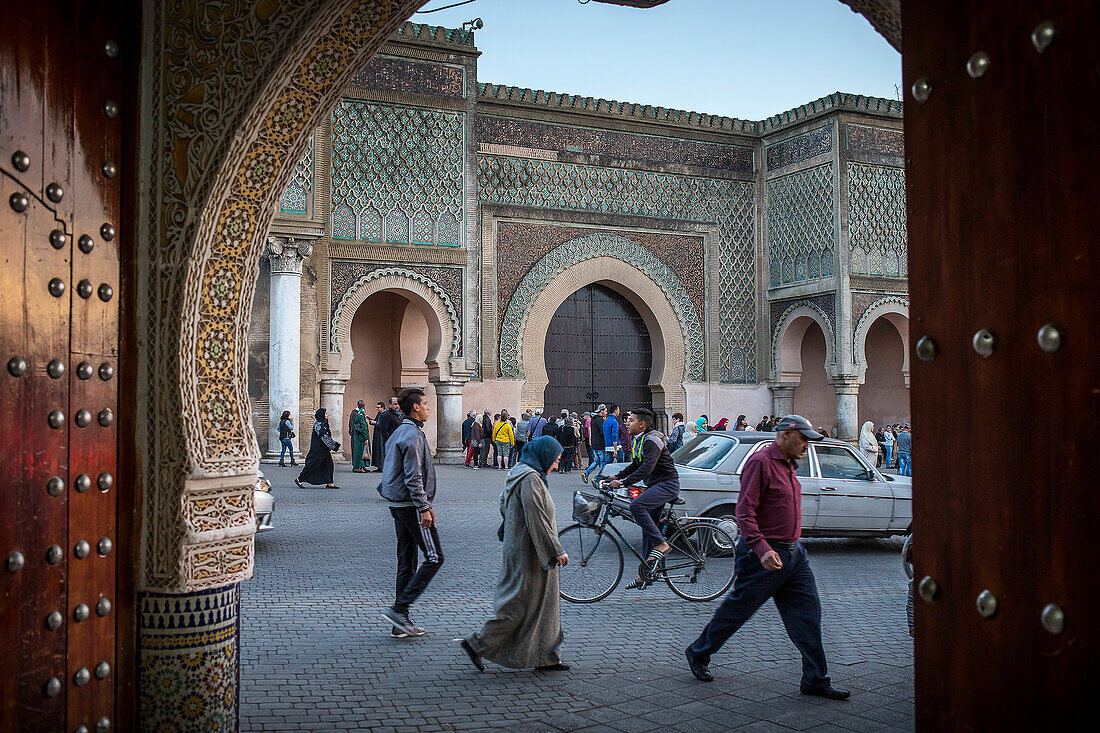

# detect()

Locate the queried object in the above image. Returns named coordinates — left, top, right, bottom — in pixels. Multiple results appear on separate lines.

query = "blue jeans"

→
left=883, top=445, right=893, bottom=466
left=584, top=449, right=609, bottom=479
left=280, top=437, right=294, bottom=463
left=898, top=453, right=911, bottom=476
left=689, top=540, right=831, bottom=691
left=629, top=479, right=680, bottom=556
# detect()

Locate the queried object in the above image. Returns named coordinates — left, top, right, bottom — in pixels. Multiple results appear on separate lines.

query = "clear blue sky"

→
left=414, top=0, right=901, bottom=121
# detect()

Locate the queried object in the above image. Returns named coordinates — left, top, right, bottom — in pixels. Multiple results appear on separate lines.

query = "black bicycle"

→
left=558, top=481, right=738, bottom=603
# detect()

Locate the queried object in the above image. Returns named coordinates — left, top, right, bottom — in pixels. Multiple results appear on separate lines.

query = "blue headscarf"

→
left=518, top=435, right=563, bottom=479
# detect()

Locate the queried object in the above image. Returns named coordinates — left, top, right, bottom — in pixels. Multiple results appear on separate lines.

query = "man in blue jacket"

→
left=602, top=404, right=621, bottom=472
left=378, top=387, right=443, bottom=638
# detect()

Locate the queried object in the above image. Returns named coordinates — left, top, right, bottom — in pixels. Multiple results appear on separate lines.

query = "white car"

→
left=602, top=432, right=911, bottom=542
left=254, top=469, right=275, bottom=533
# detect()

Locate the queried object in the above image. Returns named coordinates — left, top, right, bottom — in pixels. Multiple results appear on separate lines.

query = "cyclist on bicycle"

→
left=607, top=407, right=680, bottom=590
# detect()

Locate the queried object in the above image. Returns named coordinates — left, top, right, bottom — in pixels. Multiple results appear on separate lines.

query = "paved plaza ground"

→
left=241, top=461, right=914, bottom=732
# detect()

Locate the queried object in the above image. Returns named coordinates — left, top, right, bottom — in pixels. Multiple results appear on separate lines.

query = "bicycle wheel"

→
left=558, top=524, right=623, bottom=603
left=662, top=521, right=737, bottom=601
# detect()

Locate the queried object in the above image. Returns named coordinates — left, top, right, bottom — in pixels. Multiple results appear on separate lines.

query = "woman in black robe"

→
left=370, top=401, right=387, bottom=470
left=296, top=408, right=340, bottom=489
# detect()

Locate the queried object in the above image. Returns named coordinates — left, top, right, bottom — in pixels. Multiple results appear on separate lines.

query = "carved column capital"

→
left=263, top=235, right=313, bottom=275
left=433, top=380, right=465, bottom=396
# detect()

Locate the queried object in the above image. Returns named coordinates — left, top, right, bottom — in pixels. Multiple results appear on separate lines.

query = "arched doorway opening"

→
left=858, top=315, right=910, bottom=426
left=346, top=291, right=438, bottom=452
left=790, top=321, right=835, bottom=430
left=544, top=283, right=653, bottom=416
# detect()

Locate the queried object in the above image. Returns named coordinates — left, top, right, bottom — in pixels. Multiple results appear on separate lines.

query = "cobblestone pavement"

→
left=242, top=462, right=914, bottom=732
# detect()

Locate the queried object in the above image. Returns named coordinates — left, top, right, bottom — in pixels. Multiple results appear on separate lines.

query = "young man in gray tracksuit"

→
left=378, top=387, right=443, bottom=637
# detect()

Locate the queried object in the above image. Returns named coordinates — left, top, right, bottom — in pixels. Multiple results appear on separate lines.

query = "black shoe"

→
left=459, top=639, right=485, bottom=671
left=291, top=462, right=298, bottom=466
left=686, top=648, right=713, bottom=682
left=535, top=663, right=570, bottom=671
left=801, top=685, right=851, bottom=700
left=581, top=472, right=589, bottom=484
left=279, top=462, right=286, bottom=467
left=294, top=479, right=304, bottom=488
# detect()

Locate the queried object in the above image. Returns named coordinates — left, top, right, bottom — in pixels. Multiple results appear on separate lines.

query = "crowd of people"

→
left=282, top=395, right=913, bottom=491
left=284, top=393, right=856, bottom=699
left=858, top=421, right=913, bottom=476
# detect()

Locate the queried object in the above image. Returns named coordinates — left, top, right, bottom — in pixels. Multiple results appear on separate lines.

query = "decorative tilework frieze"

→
left=499, top=232, right=705, bottom=382
left=766, top=126, right=831, bottom=171
left=767, top=164, right=835, bottom=286
left=394, top=20, right=474, bottom=47
left=139, top=585, right=240, bottom=732
left=769, top=293, right=837, bottom=343
left=330, top=99, right=464, bottom=246
left=477, top=116, right=753, bottom=174
left=478, top=156, right=756, bottom=382
left=349, top=55, right=464, bottom=97
left=846, top=123, right=904, bottom=156
left=495, top=223, right=705, bottom=331
left=279, top=134, right=314, bottom=214
left=329, top=260, right=462, bottom=356
left=478, top=83, right=757, bottom=134
left=847, top=163, right=907, bottom=278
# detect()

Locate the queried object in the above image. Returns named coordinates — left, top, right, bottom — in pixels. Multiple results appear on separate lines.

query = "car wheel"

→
left=702, top=507, right=740, bottom=556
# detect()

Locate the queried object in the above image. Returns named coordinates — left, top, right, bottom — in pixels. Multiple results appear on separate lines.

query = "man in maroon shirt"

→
left=685, top=415, right=850, bottom=700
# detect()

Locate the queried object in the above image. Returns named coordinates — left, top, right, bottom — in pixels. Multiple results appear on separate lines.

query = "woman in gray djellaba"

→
left=460, top=435, right=571, bottom=673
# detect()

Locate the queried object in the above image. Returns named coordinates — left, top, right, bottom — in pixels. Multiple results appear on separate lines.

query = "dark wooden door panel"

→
left=904, top=1, right=1098, bottom=728
left=1, top=2, right=122, bottom=730
left=545, top=284, right=652, bottom=416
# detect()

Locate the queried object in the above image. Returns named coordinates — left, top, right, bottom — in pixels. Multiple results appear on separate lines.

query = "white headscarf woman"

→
left=858, top=421, right=879, bottom=467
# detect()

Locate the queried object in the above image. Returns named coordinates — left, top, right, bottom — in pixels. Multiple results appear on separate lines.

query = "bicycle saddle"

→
left=669, top=496, right=686, bottom=506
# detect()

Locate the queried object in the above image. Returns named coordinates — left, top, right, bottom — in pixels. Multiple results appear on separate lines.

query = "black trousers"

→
left=689, top=539, right=830, bottom=690
left=390, top=506, right=444, bottom=613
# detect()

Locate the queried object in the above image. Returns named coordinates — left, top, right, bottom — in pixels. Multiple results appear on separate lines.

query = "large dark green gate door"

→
left=544, top=284, right=652, bottom=416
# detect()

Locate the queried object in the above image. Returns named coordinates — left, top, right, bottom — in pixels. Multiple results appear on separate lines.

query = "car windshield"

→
left=672, top=434, right=739, bottom=470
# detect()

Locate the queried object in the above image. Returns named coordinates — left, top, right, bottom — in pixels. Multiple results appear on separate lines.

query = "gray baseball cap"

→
left=774, top=414, right=824, bottom=441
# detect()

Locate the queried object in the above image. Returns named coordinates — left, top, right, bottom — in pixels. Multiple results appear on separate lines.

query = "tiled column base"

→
left=138, top=584, right=240, bottom=732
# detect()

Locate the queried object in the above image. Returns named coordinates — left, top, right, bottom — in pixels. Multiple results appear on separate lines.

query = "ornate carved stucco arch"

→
left=516, top=257, right=690, bottom=416
left=142, top=0, right=424, bottom=592
left=328, top=270, right=459, bottom=382
left=853, top=296, right=910, bottom=382
left=499, top=232, right=704, bottom=385
left=772, top=301, right=838, bottom=384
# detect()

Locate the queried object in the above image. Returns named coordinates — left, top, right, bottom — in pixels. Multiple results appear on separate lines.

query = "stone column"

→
left=833, top=379, right=861, bottom=442
left=434, top=381, right=465, bottom=464
left=319, top=376, right=347, bottom=462
left=262, top=236, right=313, bottom=462
left=770, top=382, right=798, bottom=418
